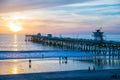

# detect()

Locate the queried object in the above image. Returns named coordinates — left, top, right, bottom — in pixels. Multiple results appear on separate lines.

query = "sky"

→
left=0, top=0, right=120, bottom=34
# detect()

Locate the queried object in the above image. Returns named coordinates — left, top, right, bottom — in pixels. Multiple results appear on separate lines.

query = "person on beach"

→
left=88, top=66, right=91, bottom=71
left=29, top=59, right=31, bottom=68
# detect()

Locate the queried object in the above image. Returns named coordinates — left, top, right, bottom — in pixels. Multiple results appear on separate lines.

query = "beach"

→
left=0, top=69, right=120, bottom=80
left=0, top=59, right=120, bottom=80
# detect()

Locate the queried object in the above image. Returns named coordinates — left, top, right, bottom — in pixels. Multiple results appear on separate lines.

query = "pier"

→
left=25, top=29, right=120, bottom=60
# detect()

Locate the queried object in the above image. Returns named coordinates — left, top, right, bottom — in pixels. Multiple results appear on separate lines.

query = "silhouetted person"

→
left=65, top=57, right=68, bottom=61
left=65, top=57, right=68, bottom=64
left=88, top=66, right=91, bottom=71
left=61, top=57, right=68, bottom=64
left=29, top=59, right=31, bottom=68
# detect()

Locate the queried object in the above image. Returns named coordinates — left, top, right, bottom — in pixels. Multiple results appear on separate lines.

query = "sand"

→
left=0, top=69, right=120, bottom=80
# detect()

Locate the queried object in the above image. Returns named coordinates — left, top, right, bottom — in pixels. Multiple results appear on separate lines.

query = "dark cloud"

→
left=0, top=0, right=94, bottom=13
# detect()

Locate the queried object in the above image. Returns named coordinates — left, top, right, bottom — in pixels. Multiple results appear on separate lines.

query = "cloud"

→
left=0, top=0, right=94, bottom=13
left=0, top=0, right=120, bottom=34
left=51, top=3, right=120, bottom=16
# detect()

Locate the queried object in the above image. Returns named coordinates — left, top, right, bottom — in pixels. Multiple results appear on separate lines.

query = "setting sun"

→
left=6, top=15, right=25, bottom=33
left=9, top=23, right=22, bottom=32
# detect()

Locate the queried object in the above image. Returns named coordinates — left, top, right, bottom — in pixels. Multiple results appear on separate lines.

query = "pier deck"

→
left=25, top=34, right=120, bottom=60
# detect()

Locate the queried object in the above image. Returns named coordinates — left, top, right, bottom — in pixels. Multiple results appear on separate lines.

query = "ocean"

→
left=0, top=34, right=120, bottom=74
left=0, top=34, right=57, bottom=51
left=0, top=34, right=119, bottom=51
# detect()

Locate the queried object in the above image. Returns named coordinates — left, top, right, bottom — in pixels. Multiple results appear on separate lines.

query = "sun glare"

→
left=9, top=23, right=22, bottom=32
left=7, top=15, right=25, bottom=33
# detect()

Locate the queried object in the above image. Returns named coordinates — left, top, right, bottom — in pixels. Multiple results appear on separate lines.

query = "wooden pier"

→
left=25, top=30, right=120, bottom=60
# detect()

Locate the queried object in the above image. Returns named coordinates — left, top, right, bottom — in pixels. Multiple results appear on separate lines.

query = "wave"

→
left=0, top=50, right=103, bottom=60
left=0, top=50, right=79, bottom=53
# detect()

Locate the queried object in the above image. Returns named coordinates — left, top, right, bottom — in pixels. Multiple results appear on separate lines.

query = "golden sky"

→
left=0, top=0, right=120, bottom=34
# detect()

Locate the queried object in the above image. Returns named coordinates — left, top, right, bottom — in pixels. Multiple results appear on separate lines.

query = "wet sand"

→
left=0, top=59, right=95, bottom=75
left=0, top=69, right=120, bottom=80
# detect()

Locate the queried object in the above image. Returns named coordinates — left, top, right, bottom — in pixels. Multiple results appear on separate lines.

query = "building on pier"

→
left=93, top=29, right=104, bottom=41
left=47, top=34, right=52, bottom=38
left=37, top=33, right=41, bottom=36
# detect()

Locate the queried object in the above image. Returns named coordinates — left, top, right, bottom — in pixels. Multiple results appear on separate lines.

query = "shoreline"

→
left=0, top=69, right=120, bottom=80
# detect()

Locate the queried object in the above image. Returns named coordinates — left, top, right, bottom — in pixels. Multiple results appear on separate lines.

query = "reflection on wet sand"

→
left=12, top=66, right=18, bottom=74
left=0, top=58, right=120, bottom=75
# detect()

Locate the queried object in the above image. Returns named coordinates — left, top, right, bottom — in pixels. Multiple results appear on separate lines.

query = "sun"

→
left=9, top=23, right=22, bottom=32
left=7, top=15, right=25, bottom=33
